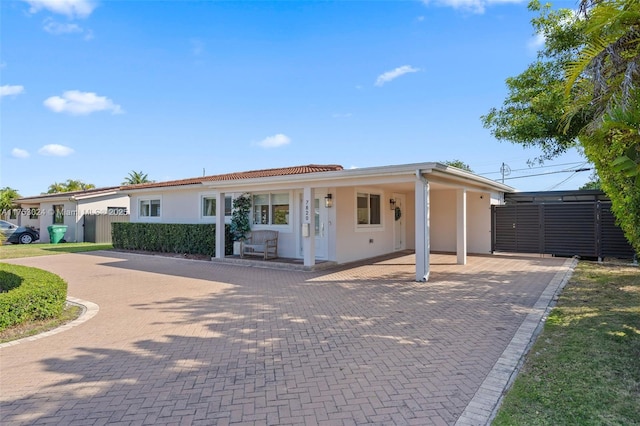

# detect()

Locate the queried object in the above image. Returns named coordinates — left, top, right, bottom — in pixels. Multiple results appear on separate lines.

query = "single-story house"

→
left=123, top=162, right=513, bottom=281
left=14, top=187, right=129, bottom=243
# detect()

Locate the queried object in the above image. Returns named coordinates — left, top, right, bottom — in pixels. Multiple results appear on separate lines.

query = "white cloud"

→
left=528, top=33, right=546, bottom=52
left=43, top=90, right=123, bottom=115
left=375, top=65, right=420, bottom=87
left=24, top=0, right=97, bottom=19
left=38, top=144, right=75, bottom=157
left=422, top=0, right=524, bottom=14
left=256, top=134, right=291, bottom=149
left=11, top=148, right=30, bottom=159
left=43, top=18, right=83, bottom=35
left=0, top=85, right=25, bottom=97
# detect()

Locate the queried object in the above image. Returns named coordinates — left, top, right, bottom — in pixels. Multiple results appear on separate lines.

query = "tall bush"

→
left=112, top=223, right=233, bottom=256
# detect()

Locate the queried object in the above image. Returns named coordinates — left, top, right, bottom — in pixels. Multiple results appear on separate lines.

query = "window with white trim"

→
left=202, top=195, right=232, bottom=217
left=357, top=192, right=381, bottom=226
left=139, top=199, right=161, bottom=218
left=252, top=193, right=289, bottom=225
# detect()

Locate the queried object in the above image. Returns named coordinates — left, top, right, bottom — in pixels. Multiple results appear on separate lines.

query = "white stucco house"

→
left=123, top=162, right=513, bottom=281
left=14, top=187, right=129, bottom=243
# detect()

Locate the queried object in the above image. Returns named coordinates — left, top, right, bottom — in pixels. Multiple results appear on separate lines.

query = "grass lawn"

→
left=0, top=242, right=113, bottom=260
left=493, top=261, right=640, bottom=425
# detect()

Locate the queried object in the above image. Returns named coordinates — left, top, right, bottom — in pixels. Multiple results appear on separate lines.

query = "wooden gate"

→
left=84, top=213, right=130, bottom=243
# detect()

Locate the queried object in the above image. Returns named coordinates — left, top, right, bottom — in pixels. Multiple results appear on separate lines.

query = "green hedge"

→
left=0, top=263, right=68, bottom=331
left=112, top=222, right=233, bottom=257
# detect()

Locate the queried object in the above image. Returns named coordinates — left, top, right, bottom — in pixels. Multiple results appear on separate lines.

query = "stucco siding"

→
left=467, top=192, right=492, bottom=254
left=403, top=194, right=416, bottom=250
left=37, top=201, right=77, bottom=243
left=430, top=190, right=456, bottom=252
left=334, top=186, right=396, bottom=264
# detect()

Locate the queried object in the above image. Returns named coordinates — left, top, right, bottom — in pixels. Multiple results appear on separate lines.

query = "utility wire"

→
left=478, top=161, right=586, bottom=176
left=500, top=166, right=592, bottom=180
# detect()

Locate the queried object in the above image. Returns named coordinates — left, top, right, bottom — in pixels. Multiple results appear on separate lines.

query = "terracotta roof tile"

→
left=121, top=164, right=344, bottom=191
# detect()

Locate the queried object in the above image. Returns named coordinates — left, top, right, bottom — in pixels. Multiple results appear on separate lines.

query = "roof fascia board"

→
left=74, top=191, right=120, bottom=201
left=17, top=195, right=76, bottom=203
left=122, top=184, right=204, bottom=194
left=427, top=167, right=515, bottom=193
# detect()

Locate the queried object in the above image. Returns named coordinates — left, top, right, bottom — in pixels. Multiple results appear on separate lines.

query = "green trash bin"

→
left=47, top=225, right=68, bottom=244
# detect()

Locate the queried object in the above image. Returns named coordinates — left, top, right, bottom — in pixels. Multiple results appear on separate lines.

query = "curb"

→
left=455, top=257, right=578, bottom=426
left=0, top=296, right=99, bottom=349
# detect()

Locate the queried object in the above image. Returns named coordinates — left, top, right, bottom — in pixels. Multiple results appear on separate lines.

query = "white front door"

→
left=393, top=193, right=406, bottom=251
left=299, top=192, right=328, bottom=259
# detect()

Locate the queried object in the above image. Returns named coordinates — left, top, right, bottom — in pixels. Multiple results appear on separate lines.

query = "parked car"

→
left=0, top=220, right=39, bottom=244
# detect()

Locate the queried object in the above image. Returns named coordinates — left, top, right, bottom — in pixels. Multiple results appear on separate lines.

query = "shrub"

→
left=112, top=223, right=233, bottom=256
left=0, top=263, right=68, bottom=331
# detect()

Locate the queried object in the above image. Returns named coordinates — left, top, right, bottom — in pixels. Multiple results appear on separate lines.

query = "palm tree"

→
left=0, top=187, right=21, bottom=211
left=122, top=171, right=152, bottom=185
left=564, top=0, right=640, bottom=178
left=46, top=182, right=66, bottom=194
left=46, top=179, right=95, bottom=193
left=565, top=0, right=640, bottom=129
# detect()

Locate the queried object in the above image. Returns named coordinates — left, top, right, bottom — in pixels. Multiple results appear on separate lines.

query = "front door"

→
left=299, top=192, right=328, bottom=259
left=393, top=193, right=406, bottom=251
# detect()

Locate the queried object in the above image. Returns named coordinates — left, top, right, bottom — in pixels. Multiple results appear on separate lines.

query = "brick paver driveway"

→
left=1, top=251, right=570, bottom=425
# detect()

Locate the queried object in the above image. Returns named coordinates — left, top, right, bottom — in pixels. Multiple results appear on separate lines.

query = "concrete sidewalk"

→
left=0, top=251, right=571, bottom=425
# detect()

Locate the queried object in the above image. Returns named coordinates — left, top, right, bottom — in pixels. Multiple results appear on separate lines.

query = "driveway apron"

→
left=0, top=251, right=570, bottom=425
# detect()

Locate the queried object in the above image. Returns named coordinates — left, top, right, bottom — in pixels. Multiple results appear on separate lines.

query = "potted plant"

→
left=230, top=194, right=251, bottom=255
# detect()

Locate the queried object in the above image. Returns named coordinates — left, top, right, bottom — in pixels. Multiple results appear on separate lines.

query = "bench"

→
left=240, top=230, right=278, bottom=260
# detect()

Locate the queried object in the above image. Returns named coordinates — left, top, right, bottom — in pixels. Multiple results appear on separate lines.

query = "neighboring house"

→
left=123, top=162, right=513, bottom=281
left=14, top=187, right=129, bottom=243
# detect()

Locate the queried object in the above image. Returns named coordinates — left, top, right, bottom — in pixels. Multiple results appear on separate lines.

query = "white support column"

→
left=415, top=174, right=430, bottom=282
left=215, top=192, right=225, bottom=259
left=456, top=188, right=467, bottom=265
left=302, top=187, right=316, bottom=268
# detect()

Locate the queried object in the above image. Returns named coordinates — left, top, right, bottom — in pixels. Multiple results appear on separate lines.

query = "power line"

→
left=478, top=161, right=587, bottom=176
left=500, top=166, right=592, bottom=181
left=545, top=172, right=581, bottom=190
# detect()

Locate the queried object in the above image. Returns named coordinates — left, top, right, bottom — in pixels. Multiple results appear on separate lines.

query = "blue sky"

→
left=1, top=0, right=591, bottom=197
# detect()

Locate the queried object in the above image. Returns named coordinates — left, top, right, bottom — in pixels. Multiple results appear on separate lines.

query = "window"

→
left=252, top=193, right=289, bottom=225
left=29, top=208, right=39, bottom=220
left=139, top=199, right=161, bottom=218
left=357, top=192, right=381, bottom=225
left=53, top=204, right=64, bottom=224
left=202, top=195, right=232, bottom=217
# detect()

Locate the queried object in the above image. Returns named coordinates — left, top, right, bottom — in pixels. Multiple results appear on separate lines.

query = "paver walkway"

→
left=0, top=251, right=570, bottom=425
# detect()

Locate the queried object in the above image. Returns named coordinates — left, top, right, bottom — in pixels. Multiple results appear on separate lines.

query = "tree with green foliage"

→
left=46, top=179, right=96, bottom=194
left=482, top=0, right=639, bottom=254
left=122, top=170, right=152, bottom=185
left=442, top=160, right=473, bottom=172
left=579, top=172, right=602, bottom=190
left=0, top=187, right=21, bottom=212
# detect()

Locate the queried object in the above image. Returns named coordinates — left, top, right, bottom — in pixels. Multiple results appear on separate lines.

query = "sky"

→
left=1, top=0, right=593, bottom=197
